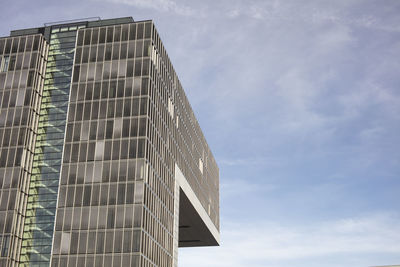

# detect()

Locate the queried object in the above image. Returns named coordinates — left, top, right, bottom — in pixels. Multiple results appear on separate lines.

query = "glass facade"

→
left=51, top=22, right=151, bottom=267
left=0, top=17, right=219, bottom=267
left=20, top=24, right=83, bottom=266
left=0, top=34, right=47, bottom=266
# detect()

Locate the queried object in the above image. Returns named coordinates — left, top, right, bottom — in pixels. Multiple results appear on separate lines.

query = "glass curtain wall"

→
left=20, top=25, right=82, bottom=266
left=0, top=34, right=47, bottom=267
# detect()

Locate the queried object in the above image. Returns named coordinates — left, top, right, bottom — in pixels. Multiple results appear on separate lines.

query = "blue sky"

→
left=2, top=0, right=400, bottom=266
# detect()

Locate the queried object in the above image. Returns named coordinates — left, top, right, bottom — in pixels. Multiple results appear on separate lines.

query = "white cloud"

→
left=221, top=0, right=400, bottom=33
left=219, top=157, right=283, bottom=167
left=92, top=0, right=194, bottom=16
left=220, top=178, right=277, bottom=200
left=179, top=213, right=400, bottom=267
left=338, top=79, right=400, bottom=122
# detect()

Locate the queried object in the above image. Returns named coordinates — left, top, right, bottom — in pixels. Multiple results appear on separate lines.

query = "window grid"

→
left=0, top=34, right=47, bottom=267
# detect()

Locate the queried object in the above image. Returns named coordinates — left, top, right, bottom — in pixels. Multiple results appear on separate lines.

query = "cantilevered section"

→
left=175, top=165, right=219, bottom=247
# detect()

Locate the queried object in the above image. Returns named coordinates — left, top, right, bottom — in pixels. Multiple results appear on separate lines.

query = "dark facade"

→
left=0, top=17, right=219, bottom=267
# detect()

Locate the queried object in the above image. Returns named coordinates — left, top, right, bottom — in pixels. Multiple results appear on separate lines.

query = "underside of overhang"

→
left=178, top=188, right=219, bottom=247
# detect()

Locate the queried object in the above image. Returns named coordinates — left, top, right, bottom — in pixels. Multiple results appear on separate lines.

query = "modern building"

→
left=0, top=17, right=220, bottom=267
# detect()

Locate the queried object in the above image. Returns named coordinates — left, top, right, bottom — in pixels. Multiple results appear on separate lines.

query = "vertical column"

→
left=172, top=181, right=180, bottom=267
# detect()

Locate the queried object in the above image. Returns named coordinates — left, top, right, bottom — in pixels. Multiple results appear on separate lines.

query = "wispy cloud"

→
left=180, top=213, right=400, bottom=267
left=217, top=0, right=400, bottom=33
left=219, top=157, right=283, bottom=167
left=91, top=0, right=195, bottom=16
left=220, top=178, right=277, bottom=200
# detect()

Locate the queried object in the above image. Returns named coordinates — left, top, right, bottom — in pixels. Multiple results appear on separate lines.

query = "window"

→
left=1, top=235, right=10, bottom=256
left=60, top=232, right=71, bottom=254
left=1, top=56, right=9, bottom=72
left=85, top=162, right=94, bottom=182
left=134, top=181, right=143, bottom=203
left=8, top=56, right=16, bottom=71
left=16, top=89, right=25, bottom=106
left=113, top=118, right=122, bottom=138
left=199, top=158, right=203, bottom=174
left=168, top=97, right=174, bottom=118
left=95, top=141, right=105, bottom=160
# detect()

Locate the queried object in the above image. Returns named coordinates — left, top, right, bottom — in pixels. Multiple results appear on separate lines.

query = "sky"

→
left=2, top=0, right=400, bottom=266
